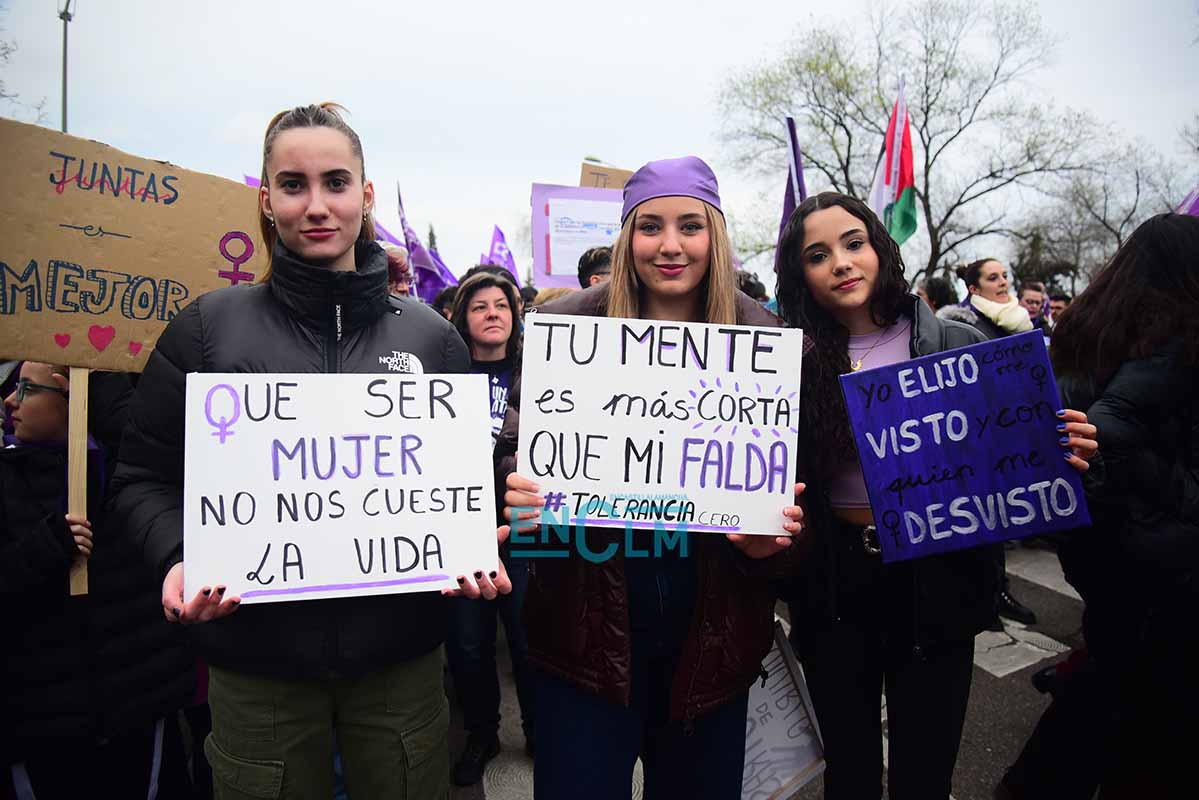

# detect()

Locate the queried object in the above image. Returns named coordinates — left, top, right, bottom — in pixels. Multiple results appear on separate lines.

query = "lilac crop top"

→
left=828, top=317, right=912, bottom=508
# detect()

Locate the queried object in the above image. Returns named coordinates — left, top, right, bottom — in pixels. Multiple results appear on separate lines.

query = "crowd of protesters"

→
left=2, top=101, right=1192, bottom=800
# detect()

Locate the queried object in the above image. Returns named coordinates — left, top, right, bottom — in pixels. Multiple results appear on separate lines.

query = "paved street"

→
left=449, top=540, right=1084, bottom=800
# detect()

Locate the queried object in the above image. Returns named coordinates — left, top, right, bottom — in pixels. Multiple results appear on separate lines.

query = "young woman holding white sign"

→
left=773, top=192, right=1097, bottom=800
left=109, top=103, right=506, bottom=800
left=499, top=157, right=807, bottom=799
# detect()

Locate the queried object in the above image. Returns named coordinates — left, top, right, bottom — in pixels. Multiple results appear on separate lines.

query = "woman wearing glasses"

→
left=1, top=363, right=194, bottom=797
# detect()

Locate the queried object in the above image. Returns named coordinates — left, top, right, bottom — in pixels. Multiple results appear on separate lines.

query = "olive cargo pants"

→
left=204, top=648, right=448, bottom=800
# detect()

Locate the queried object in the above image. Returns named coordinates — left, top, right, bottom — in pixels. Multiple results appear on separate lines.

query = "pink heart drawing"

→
left=53, top=333, right=71, bottom=348
left=128, top=341, right=143, bottom=356
left=87, top=325, right=116, bottom=351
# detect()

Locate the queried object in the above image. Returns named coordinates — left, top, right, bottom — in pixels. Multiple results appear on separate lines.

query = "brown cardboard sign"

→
left=579, top=162, right=633, bottom=190
left=0, top=118, right=267, bottom=372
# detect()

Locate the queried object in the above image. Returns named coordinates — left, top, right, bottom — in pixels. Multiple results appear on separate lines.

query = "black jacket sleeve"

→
left=109, top=300, right=206, bottom=583
left=0, top=511, right=76, bottom=595
left=1086, top=351, right=1198, bottom=559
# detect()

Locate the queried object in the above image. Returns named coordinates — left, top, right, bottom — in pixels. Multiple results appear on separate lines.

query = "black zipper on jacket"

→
left=324, top=301, right=343, bottom=373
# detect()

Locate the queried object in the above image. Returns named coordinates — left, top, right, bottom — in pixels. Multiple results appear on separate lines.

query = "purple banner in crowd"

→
left=483, top=225, right=521, bottom=287
left=839, top=331, right=1090, bottom=563
left=1178, top=184, right=1199, bottom=217
left=397, top=183, right=458, bottom=304
left=775, top=117, right=808, bottom=270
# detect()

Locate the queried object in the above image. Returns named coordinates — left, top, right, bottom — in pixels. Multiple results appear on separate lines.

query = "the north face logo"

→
left=379, top=351, right=424, bottom=373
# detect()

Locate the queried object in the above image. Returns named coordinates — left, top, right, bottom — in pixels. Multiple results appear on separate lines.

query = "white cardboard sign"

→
left=183, top=373, right=497, bottom=604
left=742, top=622, right=826, bottom=799
left=516, top=314, right=803, bottom=536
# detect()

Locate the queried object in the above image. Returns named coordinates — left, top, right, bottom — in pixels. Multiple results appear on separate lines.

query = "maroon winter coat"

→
left=494, top=284, right=808, bottom=722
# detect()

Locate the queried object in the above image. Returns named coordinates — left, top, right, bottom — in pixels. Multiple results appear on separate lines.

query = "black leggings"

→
left=789, top=614, right=974, bottom=800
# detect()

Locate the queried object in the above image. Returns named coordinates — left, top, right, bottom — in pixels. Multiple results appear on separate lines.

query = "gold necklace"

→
left=848, top=325, right=904, bottom=371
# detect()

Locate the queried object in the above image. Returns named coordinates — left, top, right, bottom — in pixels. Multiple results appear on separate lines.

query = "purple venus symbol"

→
left=218, top=231, right=256, bottom=285
left=205, top=383, right=241, bottom=444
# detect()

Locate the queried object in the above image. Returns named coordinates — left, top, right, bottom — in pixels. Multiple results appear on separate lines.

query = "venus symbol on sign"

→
left=205, top=384, right=241, bottom=444
left=218, top=231, right=256, bottom=285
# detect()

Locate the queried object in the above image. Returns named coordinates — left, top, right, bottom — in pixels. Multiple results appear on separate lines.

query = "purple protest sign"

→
left=839, top=331, right=1090, bottom=563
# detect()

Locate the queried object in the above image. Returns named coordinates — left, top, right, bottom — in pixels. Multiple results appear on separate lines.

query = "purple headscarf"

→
left=621, top=156, right=722, bottom=224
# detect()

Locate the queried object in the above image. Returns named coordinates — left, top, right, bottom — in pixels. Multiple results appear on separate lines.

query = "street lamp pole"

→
left=59, top=0, right=74, bottom=133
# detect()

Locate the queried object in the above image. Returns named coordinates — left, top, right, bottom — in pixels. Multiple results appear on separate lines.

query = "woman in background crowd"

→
left=110, top=103, right=502, bottom=800
left=382, top=242, right=413, bottom=297
left=444, top=271, right=534, bottom=786
left=774, top=192, right=1096, bottom=800
left=955, top=256, right=1040, bottom=627
left=500, top=157, right=805, bottom=799
left=1048, top=212, right=1198, bottom=799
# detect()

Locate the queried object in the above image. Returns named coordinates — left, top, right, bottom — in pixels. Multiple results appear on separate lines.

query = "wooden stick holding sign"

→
left=0, top=120, right=267, bottom=596
left=67, top=367, right=88, bottom=595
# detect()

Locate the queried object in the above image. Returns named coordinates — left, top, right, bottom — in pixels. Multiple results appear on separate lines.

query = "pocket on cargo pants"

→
left=335, top=648, right=450, bottom=800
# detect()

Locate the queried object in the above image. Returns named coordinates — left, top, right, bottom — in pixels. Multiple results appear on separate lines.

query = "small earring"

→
left=266, top=216, right=275, bottom=227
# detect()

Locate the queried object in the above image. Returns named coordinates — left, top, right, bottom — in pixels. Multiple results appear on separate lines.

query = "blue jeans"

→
left=532, top=657, right=749, bottom=800
left=445, top=555, right=533, bottom=740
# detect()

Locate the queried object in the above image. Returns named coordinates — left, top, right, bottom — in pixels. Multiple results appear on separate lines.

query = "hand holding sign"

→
left=441, top=526, right=514, bottom=600
left=162, top=562, right=241, bottom=624
left=1057, top=408, right=1098, bottom=472
left=839, top=331, right=1093, bottom=562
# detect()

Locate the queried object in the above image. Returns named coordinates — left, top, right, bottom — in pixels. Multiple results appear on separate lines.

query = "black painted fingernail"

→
left=172, top=608, right=181, bottom=618
left=489, top=571, right=497, bottom=579
left=230, top=599, right=240, bottom=606
left=201, top=588, right=210, bottom=597
left=456, top=576, right=465, bottom=584
left=1063, top=453, right=1073, bottom=461
left=474, top=571, right=483, bottom=579
left=216, top=586, right=226, bottom=595
left=1056, top=423, right=1067, bottom=432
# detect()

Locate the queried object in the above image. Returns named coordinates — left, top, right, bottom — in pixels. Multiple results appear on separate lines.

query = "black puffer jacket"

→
left=109, top=241, right=470, bottom=679
left=1, top=377, right=193, bottom=763
left=787, top=296, right=999, bottom=645
left=1057, top=345, right=1198, bottom=659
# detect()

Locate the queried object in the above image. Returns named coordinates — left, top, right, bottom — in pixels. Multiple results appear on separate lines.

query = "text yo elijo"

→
left=839, top=331, right=1089, bottom=562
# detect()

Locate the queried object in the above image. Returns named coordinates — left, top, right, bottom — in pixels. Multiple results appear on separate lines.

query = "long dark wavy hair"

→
left=1052, top=213, right=1199, bottom=386
left=775, top=192, right=911, bottom=479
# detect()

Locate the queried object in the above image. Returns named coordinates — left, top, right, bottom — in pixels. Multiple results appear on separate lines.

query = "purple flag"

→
left=482, top=225, right=521, bottom=287
left=397, top=183, right=458, bottom=304
left=776, top=117, right=808, bottom=263
left=1179, top=185, right=1199, bottom=217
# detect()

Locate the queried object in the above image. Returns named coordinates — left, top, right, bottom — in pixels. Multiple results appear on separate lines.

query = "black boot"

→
left=998, top=590, right=1037, bottom=626
left=452, top=734, right=500, bottom=786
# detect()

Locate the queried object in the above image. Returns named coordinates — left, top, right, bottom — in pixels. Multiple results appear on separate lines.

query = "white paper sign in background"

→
left=184, top=373, right=497, bottom=604
left=742, top=623, right=826, bottom=800
left=547, top=197, right=621, bottom=275
left=517, top=315, right=803, bottom=536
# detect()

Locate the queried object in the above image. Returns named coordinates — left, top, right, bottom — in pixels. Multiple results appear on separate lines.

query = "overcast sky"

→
left=3, top=0, right=1196, bottom=286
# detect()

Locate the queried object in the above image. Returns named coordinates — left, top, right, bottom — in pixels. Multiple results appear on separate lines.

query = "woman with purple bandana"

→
left=497, top=157, right=806, bottom=798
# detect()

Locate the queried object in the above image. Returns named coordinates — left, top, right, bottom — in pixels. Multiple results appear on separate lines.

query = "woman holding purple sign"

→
left=499, top=156, right=806, bottom=799
left=773, top=192, right=1096, bottom=800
